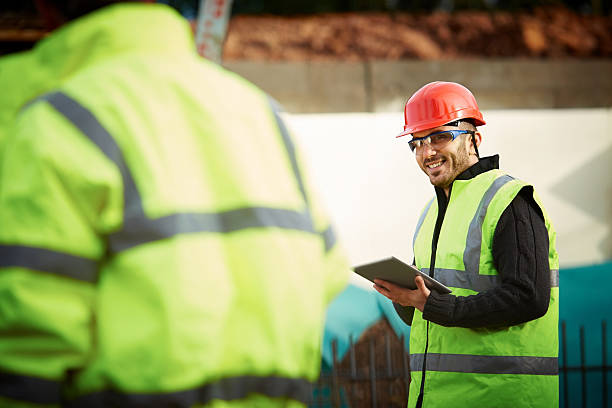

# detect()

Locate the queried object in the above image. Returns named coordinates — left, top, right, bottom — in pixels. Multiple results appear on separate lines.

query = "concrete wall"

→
left=223, top=59, right=612, bottom=285
left=224, top=60, right=612, bottom=113
left=284, top=109, right=612, bottom=282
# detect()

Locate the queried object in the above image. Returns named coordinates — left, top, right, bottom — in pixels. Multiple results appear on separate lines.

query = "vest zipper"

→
left=415, top=185, right=451, bottom=408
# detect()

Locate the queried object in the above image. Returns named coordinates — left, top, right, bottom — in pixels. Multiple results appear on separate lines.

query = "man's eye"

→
left=432, top=133, right=451, bottom=143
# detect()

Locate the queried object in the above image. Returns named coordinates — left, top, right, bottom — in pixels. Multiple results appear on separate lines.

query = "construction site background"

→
left=2, top=1, right=612, bottom=59
left=1, top=2, right=610, bottom=407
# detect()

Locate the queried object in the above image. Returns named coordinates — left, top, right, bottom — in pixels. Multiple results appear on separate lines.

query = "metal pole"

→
left=603, top=320, right=607, bottom=408
left=332, top=339, right=341, bottom=408
left=562, top=321, right=569, bottom=408
left=195, top=0, right=233, bottom=64
left=581, top=326, right=587, bottom=408
left=369, top=338, right=377, bottom=408
left=401, top=334, right=410, bottom=400
left=349, top=334, right=357, bottom=404
left=385, top=332, right=393, bottom=399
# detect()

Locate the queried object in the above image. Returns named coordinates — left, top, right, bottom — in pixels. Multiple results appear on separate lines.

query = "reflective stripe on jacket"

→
left=0, top=3, right=349, bottom=407
left=409, top=169, right=559, bottom=408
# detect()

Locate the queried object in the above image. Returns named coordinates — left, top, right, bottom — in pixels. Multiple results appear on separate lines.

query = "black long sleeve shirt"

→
left=395, top=155, right=551, bottom=328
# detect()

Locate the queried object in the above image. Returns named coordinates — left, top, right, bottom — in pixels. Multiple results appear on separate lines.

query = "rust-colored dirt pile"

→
left=223, top=7, right=612, bottom=60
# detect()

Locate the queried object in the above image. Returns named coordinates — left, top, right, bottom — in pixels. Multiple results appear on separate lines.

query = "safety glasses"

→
left=408, top=129, right=474, bottom=153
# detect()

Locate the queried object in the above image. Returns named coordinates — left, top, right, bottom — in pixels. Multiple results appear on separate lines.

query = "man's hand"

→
left=373, top=276, right=431, bottom=312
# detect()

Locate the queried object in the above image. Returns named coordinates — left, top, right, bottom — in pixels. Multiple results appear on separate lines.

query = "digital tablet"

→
left=353, top=256, right=452, bottom=294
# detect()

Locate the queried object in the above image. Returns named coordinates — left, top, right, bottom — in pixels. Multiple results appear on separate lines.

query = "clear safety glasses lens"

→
left=408, top=131, right=456, bottom=153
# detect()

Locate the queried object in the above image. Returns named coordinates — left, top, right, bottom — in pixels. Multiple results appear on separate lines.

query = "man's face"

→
left=412, top=125, right=477, bottom=191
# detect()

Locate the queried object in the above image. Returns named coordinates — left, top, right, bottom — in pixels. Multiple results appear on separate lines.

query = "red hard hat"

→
left=397, top=81, right=486, bottom=137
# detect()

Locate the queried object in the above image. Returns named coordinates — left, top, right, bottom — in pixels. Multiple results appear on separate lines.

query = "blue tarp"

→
left=558, top=260, right=612, bottom=408
left=322, top=283, right=410, bottom=366
left=317, top=284, right=409, bottom=408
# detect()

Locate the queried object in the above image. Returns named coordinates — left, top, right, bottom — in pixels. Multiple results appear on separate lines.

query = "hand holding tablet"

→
left=353, top=256, right=452, bottom=294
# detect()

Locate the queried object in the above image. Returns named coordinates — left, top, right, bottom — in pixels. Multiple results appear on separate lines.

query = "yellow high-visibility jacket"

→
left=0, top=51, right=40, bottom=146
left=0, top=3, right=349, bottom=407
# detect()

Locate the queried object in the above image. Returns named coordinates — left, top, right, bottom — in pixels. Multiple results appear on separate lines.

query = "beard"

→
left=421, top=139, right=472, bottom=190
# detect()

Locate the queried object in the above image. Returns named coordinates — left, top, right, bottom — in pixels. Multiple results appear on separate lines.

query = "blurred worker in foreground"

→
left=0, top=51, right=50, bottom=148
left=374, top=82, right=559, bottom=407
left=0, top=0, right=350, bottom=406
left=0, top=52, right=32, bottom=146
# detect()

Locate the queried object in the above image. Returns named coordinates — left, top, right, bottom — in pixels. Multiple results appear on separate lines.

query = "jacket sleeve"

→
left=275, top=110, right=351, bottom=304
left=307, top=177, right=350, bottom=305
left=293, top=142, right=351, bottom=304
left=0, top=100, right=120, bottom=405
left=422, top=188, right=551, bottom=328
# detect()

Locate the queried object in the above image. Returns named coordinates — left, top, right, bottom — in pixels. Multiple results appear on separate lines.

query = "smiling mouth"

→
left=425, top=159, right=445, bottom=170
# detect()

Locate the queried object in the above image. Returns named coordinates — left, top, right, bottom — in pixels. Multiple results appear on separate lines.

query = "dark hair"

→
left=444, top=119, right=476, bottom=128
left=46, top=0, right=130, bottom=20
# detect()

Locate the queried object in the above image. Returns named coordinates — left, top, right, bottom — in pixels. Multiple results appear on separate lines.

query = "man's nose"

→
left=420, top=142, right=437, bottom=157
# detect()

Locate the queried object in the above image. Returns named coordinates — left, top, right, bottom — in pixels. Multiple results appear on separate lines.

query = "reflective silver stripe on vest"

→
left=41, top=92, right=144, bottom=220
left=0, top=245, right=98, bottom=282
left=413, top=198, right=434, bottom=250
left=42, top=91, right=322, bottom=254
left=321, top=225, right=337, bottom=253
left=422, top=267, right=560, bottom=291
left=410, top=353, right=558, bottom=376
left=551, top=269, right=559, bottom=288
left=268, top=97, right=342, bottom=253
left=422, top=267, right=500, bottom=292
left=109, top=207, right=315, bottom=253
left=0, top=371, right=62, bottom=404
left=269, top=98, right=339, bottom=253
left=68, top=375, right=313, bottom=407
left=268, top=97, right=309, bottom=207
left=463, top=174, right=514, bottom=275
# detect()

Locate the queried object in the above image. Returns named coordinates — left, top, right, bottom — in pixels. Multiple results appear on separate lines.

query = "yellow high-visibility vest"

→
left=410, top=169, right=559, bottom=408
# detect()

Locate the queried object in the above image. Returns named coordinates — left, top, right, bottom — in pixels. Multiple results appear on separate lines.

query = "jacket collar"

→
left=456, top=155, right=500, bottom=180
left=433, top=155, right=500, bottom=198
left=32, top=3, right=195, bottom=81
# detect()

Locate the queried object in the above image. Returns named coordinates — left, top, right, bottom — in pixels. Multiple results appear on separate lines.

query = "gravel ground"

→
left=1, top=6, right=610, bottom=59
left=223, top=6, right=612, bottom=60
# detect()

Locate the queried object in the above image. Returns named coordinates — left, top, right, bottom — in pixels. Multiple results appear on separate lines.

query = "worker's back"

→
left=0, top=3, right=349, bottom=407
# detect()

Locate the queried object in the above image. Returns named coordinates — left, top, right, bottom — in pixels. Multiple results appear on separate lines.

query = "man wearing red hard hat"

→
left=374, top=82, right=559, bottom=407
